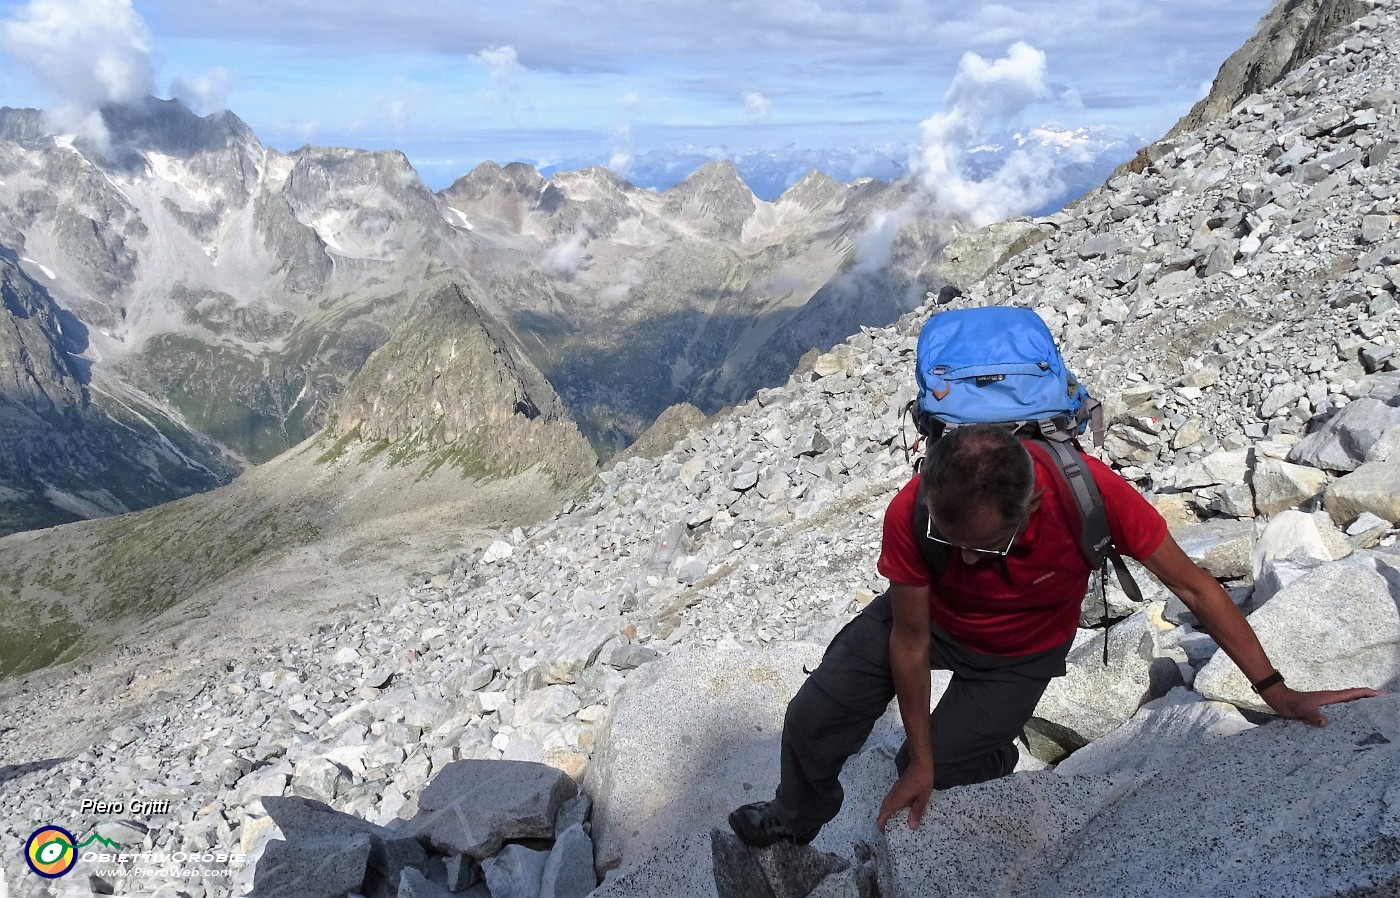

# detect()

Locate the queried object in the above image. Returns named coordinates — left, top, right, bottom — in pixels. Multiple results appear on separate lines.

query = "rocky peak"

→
left=101, top=97, right=261, bottom=162
left=0, top=106, right=48, bottom=144
left=327, top=277, right=596, bottom=483
left=547, top=166, right=637, bottom=204
left=284, top=146, right=427, bottom=202
left=1169, top=0, right=1374, bottom=138
left=443, top=160, right=547, bottom=203
left=440, top=161, right=548, bottom=234
left=0, top=252, right=85, bottom=413
left=663, top=159, right=757, bottom=235
left=779, top=168, right=847, bottom=210
left=0, top=251, right=235, bottom=534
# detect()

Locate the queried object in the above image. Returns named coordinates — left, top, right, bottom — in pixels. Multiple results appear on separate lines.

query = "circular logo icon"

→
left=25, top=826, right=77, bottom=878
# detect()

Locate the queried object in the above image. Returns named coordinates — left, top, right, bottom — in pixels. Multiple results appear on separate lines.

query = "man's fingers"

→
left=1319, top=687, right=1383, bottom=705
left=876, top=792, right=900, bottom=833
left=908, top=792, right=930, bottom=830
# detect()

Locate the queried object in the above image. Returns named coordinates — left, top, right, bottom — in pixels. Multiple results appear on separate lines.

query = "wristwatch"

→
left=1251, top=670, right=1285, bottom=694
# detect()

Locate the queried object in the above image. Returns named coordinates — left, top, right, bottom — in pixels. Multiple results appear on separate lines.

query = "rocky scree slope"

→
left=1168, top=0, right=1375, bottom=139
left=4, top=4, right=1400, bottom=897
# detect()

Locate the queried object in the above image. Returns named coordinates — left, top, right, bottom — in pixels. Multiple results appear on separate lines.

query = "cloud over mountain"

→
left=914, top=42, right=1092, bottom=227
left=0, top=0, right=154, bottom=149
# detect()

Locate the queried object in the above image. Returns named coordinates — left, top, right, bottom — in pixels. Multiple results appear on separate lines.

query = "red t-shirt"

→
left=877, top=450, right=1167, bottom=656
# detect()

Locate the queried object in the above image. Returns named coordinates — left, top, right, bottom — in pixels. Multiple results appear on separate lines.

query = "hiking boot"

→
left=727, top=801, right=817, bottom=848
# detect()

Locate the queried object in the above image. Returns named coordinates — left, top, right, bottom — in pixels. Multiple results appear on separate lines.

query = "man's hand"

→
left=877, top=763, right=934, bottom=832
left=1263, top=684, right=1382, bottom=727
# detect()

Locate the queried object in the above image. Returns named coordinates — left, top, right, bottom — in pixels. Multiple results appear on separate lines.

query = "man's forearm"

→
left=1141, top=536, right=1277, bottom=684
left=890, top=634, right=934, bottom=768
left=1181, top=577, right=1277, bottom=683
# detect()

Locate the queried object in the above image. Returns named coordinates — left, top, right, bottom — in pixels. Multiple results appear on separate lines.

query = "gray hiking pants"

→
left=774, top=591, right=1073, bottom=836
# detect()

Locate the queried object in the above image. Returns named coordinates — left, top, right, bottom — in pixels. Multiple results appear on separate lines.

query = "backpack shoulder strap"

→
left=1023, top=440, right=1112, bottom=567
left=1024, top=441, right=1145, bottom=665
left=909, top=475, right=950, bottom=584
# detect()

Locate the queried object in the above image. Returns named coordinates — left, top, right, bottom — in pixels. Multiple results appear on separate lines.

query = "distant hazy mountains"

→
left=545, top=127, right=1143, bottom=207
left=0, top=97, right=946, bottom=534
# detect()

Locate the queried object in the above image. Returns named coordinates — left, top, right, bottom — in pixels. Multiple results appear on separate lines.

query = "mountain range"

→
left=0, top=98, right=946, bottom=536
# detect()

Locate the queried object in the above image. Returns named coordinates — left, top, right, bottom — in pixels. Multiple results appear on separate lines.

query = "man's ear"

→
left=1026, top=488, right=1045, bottom=516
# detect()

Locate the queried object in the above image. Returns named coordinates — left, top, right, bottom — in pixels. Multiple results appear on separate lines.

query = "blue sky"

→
left=0, top=0, right=1271, bottom=191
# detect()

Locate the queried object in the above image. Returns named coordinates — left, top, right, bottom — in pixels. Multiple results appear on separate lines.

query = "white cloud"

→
left=943, top=42, right=1046, bottom=122
left=608, top=150, right=632, bottom=175
left=471, top=44, right=526, bottom=104
left=170, top=67, right=231, bottom=114
left=607, top=123, right=633, bottom=177
left=744, top=91, right=771, bottom=119
left=851, top=207, right=909, bottom=277
left=544, top=228, right=589, bottom=277
left=374, top=80, right=421, bottom=136
left=913, top=42, right=1076, bottom=227
left=0, top=0, right=154, bottom=151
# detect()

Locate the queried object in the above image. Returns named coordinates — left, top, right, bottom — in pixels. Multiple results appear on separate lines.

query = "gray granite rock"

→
left=586, top=639, right=824, bottom=872
left=1325, top=459, right=1400, bottom=525
left=1054, top=688, right=1254, bottom=777
left=1252, top=509, right=1352, bottom=579
left=482, top=843, right=550, bottom=898
left=407, top=760, right=578, bottom=859
left=879, top=696, right=1400, bottom=898
left=1174, top=518, right=1256, bottom=580
left=251, top=834, right=372, bottom=898
left=1028, top=611, right=1165, bottom=758
left=1196, top=554, right=1400, bottom=712
left=539, top=824, right=598, bottom=898
left=259, top=796, right=428, bottom=891
left=1252, top=458, right=1330, bottom=514
left=589, top=829, right=776, bottom=898
left=1290, top=397, right=1400, bottom=472
left=398, top=867, right=460, bottom=898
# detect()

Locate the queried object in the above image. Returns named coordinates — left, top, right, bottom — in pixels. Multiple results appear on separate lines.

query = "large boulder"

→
left=1173, top=519, right=1256, bottom=580
left=1027, top=610, right=1172, bottom=759
left=255, top=796, right=428, bottom=896
left=404, top=760, right=577, bottom=859
left=1325, top=459, right=1400, bottom=525
left=586, top=637, right=910, bottom=873
left=1195, top=553, right=1400, bottom=711
left=1054, top=688, right=1254, bottom=777
left=934, top=219, right=1056, bottom=290
left=1250, top=510, right=1352, bottom=605
left=251, top=834, right=373, bottom=898
left=589, top=829, right=852, bottom=898
left=1251, top=458, right=1330, bottom=515
left=877, top=695, right=1400, bottom=897
left=1290, top=397, right=1400, bottom=473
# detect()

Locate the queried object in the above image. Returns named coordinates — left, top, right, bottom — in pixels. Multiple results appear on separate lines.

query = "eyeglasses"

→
left=925, top=513, right=1025, bottom=557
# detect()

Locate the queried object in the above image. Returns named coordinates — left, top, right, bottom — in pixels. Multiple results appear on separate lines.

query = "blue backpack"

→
left=912, top=306, right=1097, bottom=442
left=906, top=307, right=1139, bottom=659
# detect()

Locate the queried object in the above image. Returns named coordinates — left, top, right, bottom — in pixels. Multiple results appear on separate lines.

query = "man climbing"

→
left=729, top=423, right=1381, bottom=847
